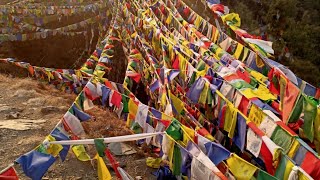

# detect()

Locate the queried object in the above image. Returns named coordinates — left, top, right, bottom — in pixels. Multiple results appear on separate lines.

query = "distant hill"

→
left=221, top=0, right=320, bottom=86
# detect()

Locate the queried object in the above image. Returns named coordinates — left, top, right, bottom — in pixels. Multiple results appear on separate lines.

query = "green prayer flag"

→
left=288, top=94, right=303, bottom=123
left=231, top=80, right=253, bottom=90
left=196, top=60, right=206, bottom=71
left=122, top=95, right=129, bottom=113
left=36, top=144, right=48, bottom=154
left=94, top=139, right=106, bottom=157
left=172, top=145, right=182, bottom=176
left=76, top=92, right=85, bottom=110
left=207, top=86, right=213, bottom=105
left=166, top=120, right=183, bottom=141
left=257, top=170, right=279, bottom=180
left=302, top=96, right=318, bottom=142
left=274, top=153, right=294, bottom=180
left=270, top=126, right=293, bottom=154
left=131, top=122, right=142, bottom=134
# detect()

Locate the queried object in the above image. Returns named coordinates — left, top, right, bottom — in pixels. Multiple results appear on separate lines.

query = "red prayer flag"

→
left=301, top=151, right=320, bottom=179
left=127, top=73, right=141, bottom=83
left=236, top=69, right=251, bottom=83
left=315, top=88, right=320, bottom=99
left=0, top=166, right=19, bottom=180
left=238, top=96, right=250, bottom=116
left=268, top=68, right=280, bottom=95
left=259, top=142, right=275, bottom=175
left=111, top=91, right=122, bottom=108
left=282, top=79, right=300, bottom=124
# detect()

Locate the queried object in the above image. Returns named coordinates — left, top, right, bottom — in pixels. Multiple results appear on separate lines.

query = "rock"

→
left=107, top=142, right=137, bottom=156
left=0, top=105, right=11, bottom=113
left=40, top=106, right=61, bottom=115
left=12, top=89, right=37, bottom=99
left=0, top=119, right=46, bottom=130
left=134, top=159, right=146, bottom=164
left=58, top=106, right=69, bottom=112
left=5, top=112, right=20, bottom=119
left=0, top=105, right=22, bottom=114
left=27, top=97, right=46, bottom=106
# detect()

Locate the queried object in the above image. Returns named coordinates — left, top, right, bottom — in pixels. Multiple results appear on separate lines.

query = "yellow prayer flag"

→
left=227, top=154, right=258, bottom=180
left=90, top=55, right=99, bottom=61
left=169, top=92, right=184, bottom=114
left=221, top=13, right=241, bottom=27
left=162, top=113, right=173, bottom=121
left=298, top=170, right=312, bottom=180
left=198, top=82, right=209, bottom=105
left=255, top=54, right=265, bottom=68
left=45, top=135, right=63, bottom=157
left=194, top=16, right=202, bottom=28
left=160, top=92, right=167, bottom=108
left=287, top=139, right=300, bottom=158
left=75, top=70, right=82, bottom=79
left=181, top=125, right=195, bottom=145
left=168, top=44, right=174, bottom=61
left=215, top=48, right=224, bottom=58
left=234, top=43, right=244, bottom=59
left=178, top=54, right=187, bottom=80
left=46, top=71, right=54, bottom=82
left=240, top=85, right=276, bottom=101
left=131, top=31, right=137, bottom=38
left=250, top=70, right=268, bottom=84
left=95, top=154, right=112, bottom=180
left=279, top=76, right=287, bottom=111
left=212, top=29, right=220, bottom=43
left=128, top=98, right=138, bottom=116
left=93, top=70, right=106, bottom=79
left=283, top=159, right=295, bottom=180
left=248, top=104, right=266, bottom=126
left=314, top=108, right=320, bottom=144
left=72, top=145, right=91, bottom=161
left=146, top=157, right=162, bottom=168
left=223, top=103, right=238, bottom=138
left=126, top=113, right=134, bottom=128
left=165, top=15, right=173, bottom=25
left=196, top=70, right=206, bottom=78
left=241, top=48, right=249, bottom=62
left=162, top=134, right=175, bottom=169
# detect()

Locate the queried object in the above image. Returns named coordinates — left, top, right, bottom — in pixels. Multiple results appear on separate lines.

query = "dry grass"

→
left=9, top=77, right=39, bottom=91
left=83, top=107, right=133, bottom=139
left=0, top=74, right=10, bottom=83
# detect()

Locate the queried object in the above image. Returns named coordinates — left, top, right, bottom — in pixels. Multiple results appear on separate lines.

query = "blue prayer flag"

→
left=15, top=150, right=56, bottom=180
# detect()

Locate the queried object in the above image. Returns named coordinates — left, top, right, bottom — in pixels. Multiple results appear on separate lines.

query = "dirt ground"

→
left=0, top=74, right=156, bottom=179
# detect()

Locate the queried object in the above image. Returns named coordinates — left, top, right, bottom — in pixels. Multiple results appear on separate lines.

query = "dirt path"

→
left=0, top=74, right=156, bottom=179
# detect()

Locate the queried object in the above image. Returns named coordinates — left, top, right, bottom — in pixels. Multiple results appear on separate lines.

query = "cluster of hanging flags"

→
left=0, top=0, right=320, bottom=179
left=0, top=0, right=109, bottom=42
